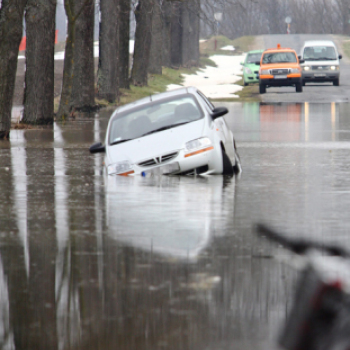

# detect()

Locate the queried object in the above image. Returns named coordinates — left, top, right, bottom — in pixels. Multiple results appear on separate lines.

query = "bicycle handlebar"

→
left=256, top=223, right=350, bottom=257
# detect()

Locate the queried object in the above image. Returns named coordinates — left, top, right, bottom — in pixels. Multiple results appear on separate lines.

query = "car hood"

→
left=301, top=59, right=339, bottom=66
left=244, top=63, right=260, bottom=70
left=260, top=62, right=300, bottom=70
left=106, top=119, right=206, bottom=164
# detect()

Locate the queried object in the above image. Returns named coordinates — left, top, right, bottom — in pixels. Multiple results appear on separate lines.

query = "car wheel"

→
left=296, top=83, right=303, bottom=93
left=233, top=149, right=241, bottom=174
left=244, top=81, right=248, bottom=86
left=302, top=80, right=306, bottom=86
left=222, top=148, right=234, bottom=176
left=333, top=79, right=340, bottom=86
left=259, top=84, right=266, bottom=94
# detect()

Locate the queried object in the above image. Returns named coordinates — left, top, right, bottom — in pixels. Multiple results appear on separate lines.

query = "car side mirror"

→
left=211, top=107, right=228, bottom=120
left=298, top=55, right=301, bottom=59
left=339, top=54, right=342, bottom=59
left=90, top=142, right=105, bottom=154
left=299, top=59, right=305, bottom=64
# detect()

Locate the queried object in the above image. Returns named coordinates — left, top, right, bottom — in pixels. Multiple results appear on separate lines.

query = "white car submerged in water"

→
left=90, top=86, right=241, bottom=176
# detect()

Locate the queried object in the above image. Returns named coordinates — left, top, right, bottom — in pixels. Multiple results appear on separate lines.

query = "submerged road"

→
left=2, top=98, right=350, bottom=349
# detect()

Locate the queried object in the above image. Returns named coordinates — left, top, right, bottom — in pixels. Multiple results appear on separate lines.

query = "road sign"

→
left=214, top=12, right=223, bottom=22
left=285, top=16, right=292, bottom=24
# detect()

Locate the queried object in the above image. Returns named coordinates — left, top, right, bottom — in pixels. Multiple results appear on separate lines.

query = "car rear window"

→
left=262, top=51, right=297, bottom=64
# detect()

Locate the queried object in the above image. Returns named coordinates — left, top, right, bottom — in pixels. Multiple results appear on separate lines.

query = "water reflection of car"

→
left=258, top=44, right=303, bottom=94
left=105, top=175, right=233, bottom=261
left=90, top=86, right=241, bottom=176
left=300, top=40, right=342, bottom=86
left=240, top=50, right=264, bottom=86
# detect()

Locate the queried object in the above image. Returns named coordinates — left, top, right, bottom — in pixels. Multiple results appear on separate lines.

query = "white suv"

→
left=300, top=40, right=342, bottom=86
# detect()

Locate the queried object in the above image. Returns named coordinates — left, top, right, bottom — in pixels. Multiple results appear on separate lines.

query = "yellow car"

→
left=258, top=44, right=304, bottom=94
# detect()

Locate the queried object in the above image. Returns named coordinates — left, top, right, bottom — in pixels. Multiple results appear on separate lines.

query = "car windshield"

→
left=109, top=95, right=203, bottom=145
left=246, top=53, right=262, bottom=63
left=303, top=46, right=337, bottom=60
left=262, top=52, right=297, bottom=63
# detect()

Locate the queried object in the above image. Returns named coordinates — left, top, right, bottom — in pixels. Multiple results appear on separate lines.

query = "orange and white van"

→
left=258, top=44, right=303, bottom=94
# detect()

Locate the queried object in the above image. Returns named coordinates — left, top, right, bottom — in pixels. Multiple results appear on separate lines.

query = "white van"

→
left=300, top=40, right=342, bottom=86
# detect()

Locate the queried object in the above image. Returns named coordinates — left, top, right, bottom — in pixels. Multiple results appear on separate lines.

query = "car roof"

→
left=262, top=44, right=296, bottom=54
left=247, top=49, right=264, bottom=54
left=264, top=47, right=295, bottom=53
left=302, top=40, right=336, bottom=47
left=115, top=86, right=198, bottom=114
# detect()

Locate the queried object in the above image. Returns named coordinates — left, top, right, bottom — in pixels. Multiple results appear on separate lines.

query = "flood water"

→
left=1, top=102, right=350, bottom=349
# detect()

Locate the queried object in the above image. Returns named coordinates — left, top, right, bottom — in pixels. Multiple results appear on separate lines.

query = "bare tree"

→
left=161, top=0, right=172, bottom=67
left=149, top=0, right=163, bottom=74
left=0, top=0, right=27, bottom=139
left=149, top=0, right=201, bottom=74
left=130, top=0, right=154, bottom=86
left=199, top=0, right=345, bottom=39
left=71, top=0, right=95, bottom=111
left=119, top=0, right=131, bottom=89
left=22, top=0, right=57, bottom=125
left=97, top=0, right=119, bottom=102
left=334, top=0, right=350, bottom=34
left=57, top=0, right=93, bottom=120
left=289, top=0, right=312, bottom=34
left=170, top=1, right=182, bottom=66
left=181, top=0, right=200, bottom=67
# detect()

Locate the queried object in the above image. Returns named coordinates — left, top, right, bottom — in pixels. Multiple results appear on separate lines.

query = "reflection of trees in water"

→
left=204, top=235, right=295, bottom=345
left=0, top=135, right=58, bottom=349
left=55, top=237, right=214, bottom=350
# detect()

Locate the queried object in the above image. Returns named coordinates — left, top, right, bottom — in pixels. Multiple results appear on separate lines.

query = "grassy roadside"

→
left=102, top=35, right=260, bottom=108
left=116, top=61, right=216, bottom=107
left=339, top=35, right=350, bottom=59
left=219, top=78, right=260, bottom=102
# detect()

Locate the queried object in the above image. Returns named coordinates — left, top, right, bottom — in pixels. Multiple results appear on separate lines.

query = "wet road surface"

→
left=1, top=102, right=350, bottom=349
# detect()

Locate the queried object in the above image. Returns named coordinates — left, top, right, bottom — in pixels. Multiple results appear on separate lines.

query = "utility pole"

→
left=214, top=12, right=222, bottom=51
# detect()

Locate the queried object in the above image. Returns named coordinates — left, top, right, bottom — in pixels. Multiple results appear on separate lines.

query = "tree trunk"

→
left=22, top=0, right=57, bottom=125
left=71, top=0, right=95, bottom=111
left=130, top=0, right=154, bottom=86
left=57, top=0, right=94, bottom=120
left=56, top=8, right=76, bottom=120
left=118, top=0, right=130, bottom=89
left=161, top=0, right=172, bottom=67
left=170, top=0, right=199, bottom=68
left=148, top=0, right=162, bottom=75
left=97, top=0, right=119, bottom=102
left=181, top=0, right=199, bottom=67
left=0, top=0, right=27, bottom=139
left=170, top=1, right=182, bottom=67
left=181, top=1, right=191, bottom=67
